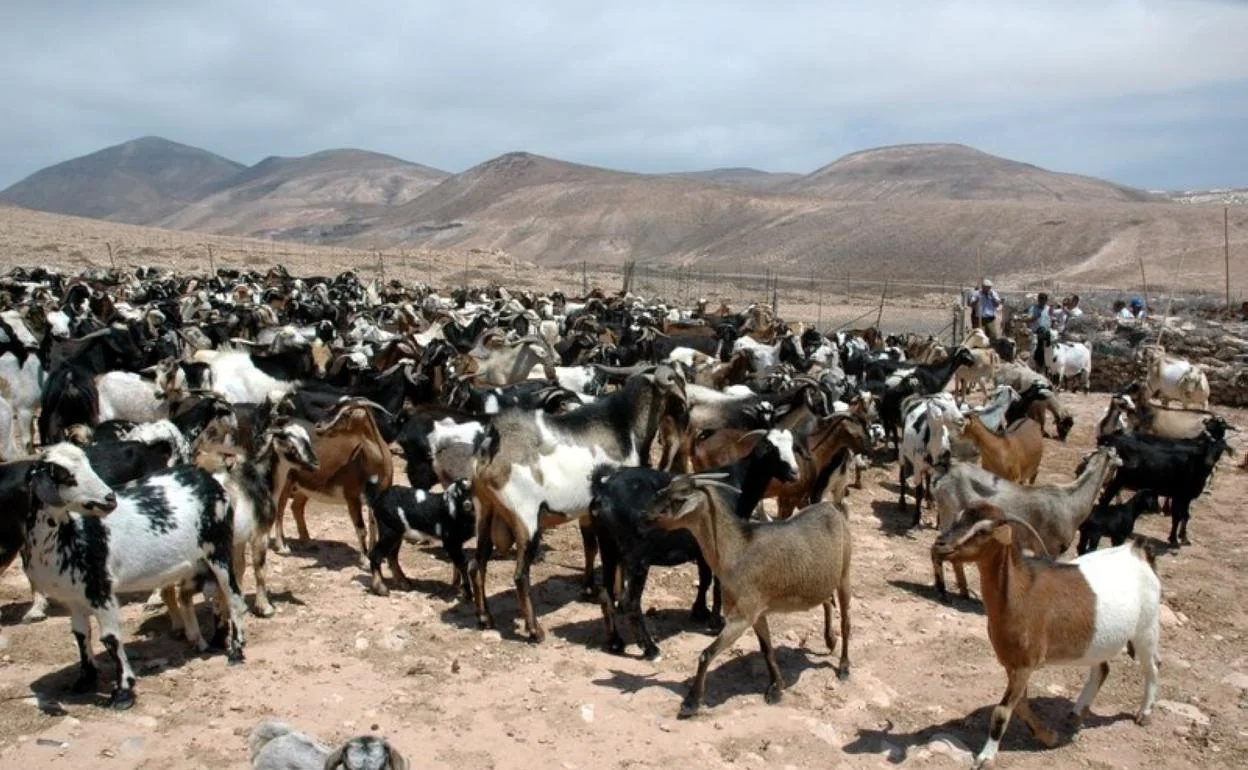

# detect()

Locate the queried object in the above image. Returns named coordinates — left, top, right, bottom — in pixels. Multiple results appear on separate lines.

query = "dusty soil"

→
left=1, top=393, right=1246, bottom=769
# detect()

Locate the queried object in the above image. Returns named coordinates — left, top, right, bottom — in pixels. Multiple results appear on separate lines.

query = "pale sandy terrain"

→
left=1, top=393, right=1245, bottom=769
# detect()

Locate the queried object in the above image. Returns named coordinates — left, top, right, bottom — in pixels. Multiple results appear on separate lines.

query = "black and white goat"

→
left=21, top=443, right=246, bottom=709
left=363, top=479, right=476, bottom=598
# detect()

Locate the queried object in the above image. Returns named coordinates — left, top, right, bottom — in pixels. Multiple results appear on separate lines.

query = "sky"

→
left=3, top=0, right=1248, bottom=191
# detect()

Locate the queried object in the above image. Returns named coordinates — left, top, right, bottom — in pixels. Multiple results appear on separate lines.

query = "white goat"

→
left=1140, top=347, right=1210, bottom=410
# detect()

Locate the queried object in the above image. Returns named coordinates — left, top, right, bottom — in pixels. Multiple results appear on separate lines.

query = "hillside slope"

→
left=786, top=143, right=1160, bottom=202
left=0, top=137, right=244, bottom=222
left=157, top=149, right=449, bottom=237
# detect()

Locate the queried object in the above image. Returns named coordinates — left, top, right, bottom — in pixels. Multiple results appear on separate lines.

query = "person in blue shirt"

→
left=968, top=279, right=1003, bottom=339
left=1026, top=292, right=1052, bottom=332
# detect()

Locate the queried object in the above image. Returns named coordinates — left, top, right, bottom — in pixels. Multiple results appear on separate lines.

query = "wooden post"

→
left=875, top=281, right=888, bottom=331
left=582, top=260, right=588, bottom=296
left=207, top=244, right=215, bottom=276
left=1138, top=255, right=1149, bottom=313
left=377, top=250, right=385, bottom=281
left=1226, top=206, right=1232, bottom=309
left=106, top=241, right=115, bottom=269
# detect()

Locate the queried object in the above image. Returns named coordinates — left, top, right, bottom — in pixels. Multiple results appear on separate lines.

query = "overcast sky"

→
left=3, top=0, right=1247, bottom=190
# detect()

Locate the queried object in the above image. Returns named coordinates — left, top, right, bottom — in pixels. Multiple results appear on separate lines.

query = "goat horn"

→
left=736, top=429, right=768, bottom=444
left=337, top=397, right=394, bottom=417
left=1000, top=514, right=1052, bottom=559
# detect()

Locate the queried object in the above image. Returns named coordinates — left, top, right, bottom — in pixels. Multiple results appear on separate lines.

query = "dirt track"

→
left=1, top=392, right=1246, bottom=769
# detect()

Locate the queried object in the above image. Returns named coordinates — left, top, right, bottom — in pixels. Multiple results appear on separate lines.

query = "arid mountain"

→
left=5, top=139, right=1242, bottom=291
left=0, top=137, right=245, bottom=222
left=786, top=143, right=1159, bottom=202
left=669, top=167, right=803, bottom=191
left=157, top=149, right=449, bottom=237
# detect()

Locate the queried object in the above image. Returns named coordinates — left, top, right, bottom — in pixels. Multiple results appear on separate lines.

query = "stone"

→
left=1159, top=604, right=1184, bottom=628
left=924, top=733, right=973, bottom=761
left=579, top=704, right=595, bottom=724
left=354, top=637, right=370, bottom=651
left=480, top=630, right=502, bottom=643
left=1222, top=672, right=1248, bottom=692
left=119, top=737, right=145, bottom=755
left=1156, top=700, right=1210, bottom=726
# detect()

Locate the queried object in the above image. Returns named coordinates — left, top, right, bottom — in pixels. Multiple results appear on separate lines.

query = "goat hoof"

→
left=642, top=646, right=662, bottom=662
left=108, top=688, right=136, bottom=711
left=837, top=667, right=850, bottom=681
left=579, top=585, right=598, bottom=603
left=606, top=638, right=626, bottom=656
left=764, top=685, right=783, bottom=705
left=371, top=581, right=390, bottom=598
left=71, top=668, right=98, bottom=694
left=528, top=627, right=546, bottom=644
left=227, top=650, right=245, bottom=665
left=476, top=617, right=494, bottom=631
left=706, top=615, right=726, bottom=633
left=21, top=609, right=47, bottom=624
left=253, top=603, right=275, bottom=619
left=1180, top=537, right=1191, bottom=546
left=1134, top=711, right=1151, bottom=727
left=677, top=700, right=701, bottom=720
left=1033, top=727, right=1058, bottom=748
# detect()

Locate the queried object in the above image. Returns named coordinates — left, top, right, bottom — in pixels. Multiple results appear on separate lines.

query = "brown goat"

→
left=645, top=476, right=852, bottom=718
left=963, top=414, right=1044, bottom=484
left=272, top=402, right=394, bottom=568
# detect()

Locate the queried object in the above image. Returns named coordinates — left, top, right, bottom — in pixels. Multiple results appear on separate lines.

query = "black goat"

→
left=1091, top=430, right=1231, bottom=547
left=1077, top=490, right=1161, bottom=554
left=589, top=429, right=800, bottom=660
left=878, top=347, right=976, bottom=451
left=363, top=479, right=476, bottom=598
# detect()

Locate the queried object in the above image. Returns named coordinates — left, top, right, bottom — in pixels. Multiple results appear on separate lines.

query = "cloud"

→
left=2, top=0, right=1246, bottom=188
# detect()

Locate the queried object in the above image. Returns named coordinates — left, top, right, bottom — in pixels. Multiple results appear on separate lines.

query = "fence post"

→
left=207, top=244, right=214, bottom=276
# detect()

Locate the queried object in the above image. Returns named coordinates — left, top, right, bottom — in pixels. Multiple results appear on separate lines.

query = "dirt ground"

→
left=1, top=392, right=1246, bottom=769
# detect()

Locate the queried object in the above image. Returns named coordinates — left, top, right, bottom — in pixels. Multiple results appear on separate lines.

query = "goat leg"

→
left=444, top=539, right=473, bottom=602
left=343, top=494, right=372, bottom=571
left=1067, top=662, right=1110, bottom=730
left=834, top=584, right=851, bottom=680
left=624, top=563, right=660, bottom=661
left=514, top=534, right=544, bottom=643
left=97, top=606, right=137, bottom=710
left=577, top=516, right=599, bottom=601
left=250, top=534, right=275, bottom=617
left=69, top=611, right=98, bottom=694
left=679, top=615, right=751, bottom=719
left=753, top=616, right=785, bottom=704
left=974, top=667, right=1034, bottom=769
left=469, top=518, right=496, bottom=630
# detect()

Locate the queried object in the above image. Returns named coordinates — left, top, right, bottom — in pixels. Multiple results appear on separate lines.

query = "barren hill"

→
left=157, top=148, right=449, bottom=237
left=787, top=143, right=1160, bottom=202
left=670, top=167, right=803, bottom=191
left=0, top=136, right=244, bottom=222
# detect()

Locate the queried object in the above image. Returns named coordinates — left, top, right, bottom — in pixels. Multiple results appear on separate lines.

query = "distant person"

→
left=1130, top=297, right=1148, bottom=319
left=1063, top=294, right=1084, bottom=318
left=1026, top=292, right=1052, bottom=332
left=969, top=279, right=1002, bottom=339
left=1114, top=300, right=1133, bottom=320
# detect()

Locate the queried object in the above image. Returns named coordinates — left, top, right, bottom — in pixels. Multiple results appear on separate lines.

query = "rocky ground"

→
left=1, top=392, right=1246, bottom=769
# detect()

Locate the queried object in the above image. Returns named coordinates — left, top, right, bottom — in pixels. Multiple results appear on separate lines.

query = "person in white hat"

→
left=969, top=278, right=1003, bottom=339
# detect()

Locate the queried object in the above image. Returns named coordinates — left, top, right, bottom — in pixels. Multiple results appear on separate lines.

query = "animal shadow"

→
left=886, top=579, right=985, bottom=616
left=592, top=645, right=833, bottom=711
left=869, top=499, right=921, bottom=537
left=842, top=698, right=1134, bottom=764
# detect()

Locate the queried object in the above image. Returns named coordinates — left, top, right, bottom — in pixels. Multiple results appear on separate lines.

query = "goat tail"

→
left=249, top=719, right=293, bottom=762
left=588, top=463, right=615, bottom=504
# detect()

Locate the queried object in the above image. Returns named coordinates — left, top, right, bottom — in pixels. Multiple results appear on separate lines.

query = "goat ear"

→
left=29, top=464, right=64, bottom=507
left=386, top=745, right=410, bottom=770
left=323, top=746, right=346, bottom=769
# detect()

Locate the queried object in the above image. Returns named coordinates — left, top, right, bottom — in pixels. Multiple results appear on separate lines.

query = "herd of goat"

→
left=0, top=264, right=1239, bottom=768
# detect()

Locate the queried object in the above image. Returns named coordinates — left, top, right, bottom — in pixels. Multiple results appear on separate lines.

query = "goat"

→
left=21, top=444, right=245, bottom=709
left=963, top=414, right=1044, bottom=484
left=250, top=719, right=408, bottom=770
left=1091, top=430, right=1230, bottom=548
left=469, top=367, right=687, bottom=641
left=933, top=502, right=1160, bottom=768
left=185, top=420, right=321, bottom=618
left=591, top=429, right=801, bottom=660
left=1077, top=490, right=1161, bottom=554
left=272, top=401, right=394, bottom=567
left=1034, top=328, right=1091, bottom=392
left=878, top=347, right=976, bottom=450
left=1120, top=385, right=1234, bottom=441
left=95, top=370, right=165, bottom=423
left=1140, top=346, right=1210, bottom=410
left=0, top=311, right=43, bottom=452
left=644, top=475, right=852, bottom=718
left=899, top=393, right=965, bottom=526
left=969, top=384, right=1018, bottom=434
left=363, top=479, right=476, bottom=598
left=930, top=448, right=1121, bottom=598
left=1013, top=384, right=1075, bottom=441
